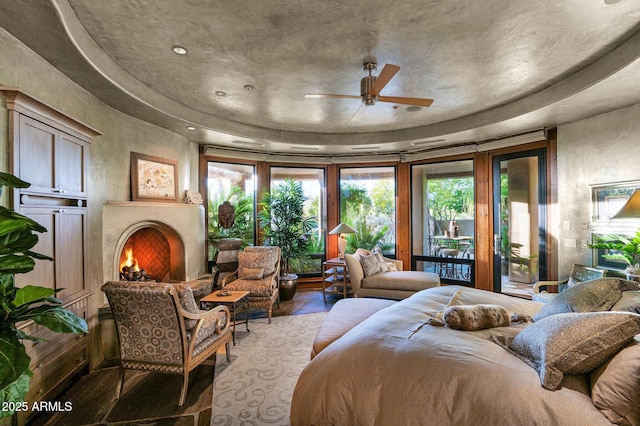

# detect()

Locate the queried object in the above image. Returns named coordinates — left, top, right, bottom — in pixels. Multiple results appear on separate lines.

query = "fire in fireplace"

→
left=119, top=247, right=151, bottom=281
left=117, top=227, right=171, bottom=282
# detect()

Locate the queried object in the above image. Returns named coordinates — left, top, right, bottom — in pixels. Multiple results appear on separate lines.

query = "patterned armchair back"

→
left=102, top=281, right=186, bottom=366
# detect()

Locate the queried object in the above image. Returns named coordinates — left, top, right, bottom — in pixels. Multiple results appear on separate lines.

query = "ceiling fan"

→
left=305, top=61, right=434, bottom=120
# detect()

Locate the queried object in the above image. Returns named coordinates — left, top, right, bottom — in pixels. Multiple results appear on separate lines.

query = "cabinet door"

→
left=14, top=208, right=56, bottom=290
left=18, top=116, right=56, bottom=195
left=57, top=209, right=87, bottom=301
left=57, top=132, right=87, bottom=198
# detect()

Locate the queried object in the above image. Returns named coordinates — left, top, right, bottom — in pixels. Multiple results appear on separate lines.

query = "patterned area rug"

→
left=211, top=312, right=327, bottom=425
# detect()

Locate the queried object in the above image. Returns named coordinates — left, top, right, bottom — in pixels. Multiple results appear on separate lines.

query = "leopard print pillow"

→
left=443, top=304, right=512, bottom=330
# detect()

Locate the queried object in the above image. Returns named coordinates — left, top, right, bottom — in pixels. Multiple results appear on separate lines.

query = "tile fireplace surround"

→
left=102, top=201, right=207, bottom=283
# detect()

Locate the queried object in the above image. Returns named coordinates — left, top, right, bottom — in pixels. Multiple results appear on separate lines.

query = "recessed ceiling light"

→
left=604, top=0, right=622, bottom=4
left=244, top=84, right=256, bottom=91
left=215, top=91, right=227, bottom=97
left=186, top=126, right=196, bottom=131
left=406, top=106, right=422, bottom=112
left=171, top=46, right=187, bottom=55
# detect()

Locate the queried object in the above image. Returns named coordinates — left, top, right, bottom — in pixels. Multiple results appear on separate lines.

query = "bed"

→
left=291, top=285, right=640, bottom=426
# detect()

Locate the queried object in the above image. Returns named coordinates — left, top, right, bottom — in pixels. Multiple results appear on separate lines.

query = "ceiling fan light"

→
left=406, top=106, right=422, bottom=112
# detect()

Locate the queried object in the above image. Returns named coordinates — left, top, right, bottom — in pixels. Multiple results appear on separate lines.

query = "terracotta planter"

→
left=279, top=274, right=298, bottom=301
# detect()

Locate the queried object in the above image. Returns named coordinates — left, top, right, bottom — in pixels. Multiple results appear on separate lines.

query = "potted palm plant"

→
left=258, top=179, right=317, bottom=301
left=0, top=172, right=88, bottom=419
left=588, top=229, right=640, bottom=282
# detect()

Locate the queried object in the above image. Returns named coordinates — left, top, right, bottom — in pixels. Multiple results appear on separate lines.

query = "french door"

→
left=492, top=148, right=548, bottom=296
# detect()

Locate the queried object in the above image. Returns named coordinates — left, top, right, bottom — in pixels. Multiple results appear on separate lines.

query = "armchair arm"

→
left=180, top=304, right=231, bottom=335
left=220, top=270, right=239, bottom=287
left=533, top=279, right=568, bottom=294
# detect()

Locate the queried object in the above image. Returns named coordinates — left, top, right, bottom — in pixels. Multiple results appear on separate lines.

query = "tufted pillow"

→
left=590, top=337, right=640, bottom=425
left=239, top=267, right=264, bottom=280
left=610, top=290, right=640, bottom=314
left=238, top=250, right=277, bottom=276
left=533, top=278, right=640, bottom=322
left=385, top=262, right=398, bottom=272
left=361, top=253, right=383, bottom=277
left=173, top=283, right=200, bottom=330
left=493, top=312, right=640, bottom=390
left=443, top=304, right=511, bottom=330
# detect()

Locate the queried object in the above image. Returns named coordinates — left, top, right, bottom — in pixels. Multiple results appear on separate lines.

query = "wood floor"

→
left=27, top=289, right=334, bottom=426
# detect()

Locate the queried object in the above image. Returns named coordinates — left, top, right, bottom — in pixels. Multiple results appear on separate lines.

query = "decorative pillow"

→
left=360, top=253, right=383, bottom=277
left=590, top=337, right=640, bottom=425
left=173, top=283, right=199, bottom=330
left=610, top=290, right=640, bottom=314
left=374, top=252, right=389, bottom=272
left=385, top=262, right=398, bottom=272
left=239, top=267, right=264, bottom=280
left=533, top=278, right=640, bottom=322
left=566, top=276, right=582, bottom=288
left=443, top=304, right=511, bottom=330
left=493, top=312, right=640, bottom=390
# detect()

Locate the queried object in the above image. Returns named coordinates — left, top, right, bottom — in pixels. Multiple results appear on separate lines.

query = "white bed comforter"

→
left=290, top=286, right=612, bottom=426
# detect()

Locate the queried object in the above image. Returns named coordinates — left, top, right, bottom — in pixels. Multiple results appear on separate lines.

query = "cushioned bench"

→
left=311, top=298, right=397, bottom=359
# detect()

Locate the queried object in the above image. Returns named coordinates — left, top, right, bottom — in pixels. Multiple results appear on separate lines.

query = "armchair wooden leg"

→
left=116, top=367, right=125, bottom=399
left=226, top=341, right=231, bottom=362
left=179, top=371, right=189, bottom=406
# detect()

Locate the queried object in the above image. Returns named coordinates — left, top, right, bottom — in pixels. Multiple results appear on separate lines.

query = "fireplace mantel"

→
left=102, top=201, right=206, bottom=283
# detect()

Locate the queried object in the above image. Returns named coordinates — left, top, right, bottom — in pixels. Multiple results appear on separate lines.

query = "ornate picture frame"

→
left=591, top=179, right=640, bottom=223
left=131, top=152, right=179, bottom=202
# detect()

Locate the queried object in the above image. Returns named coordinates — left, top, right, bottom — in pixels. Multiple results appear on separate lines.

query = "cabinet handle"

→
left=53, top=188, right=66, bottom=193
left=36, top=362, right=44, bottom=369
left=54, top=209, right=66, bottom=213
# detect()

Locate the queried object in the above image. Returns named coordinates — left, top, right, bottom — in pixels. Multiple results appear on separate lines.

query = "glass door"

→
left=411, top=160, right=475, bottom=286
left=492, top=148, right=547, bottom=297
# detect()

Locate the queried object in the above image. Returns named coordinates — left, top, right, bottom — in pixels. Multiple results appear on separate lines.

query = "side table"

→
left=322, top=257, right=351, bottom=302
left=200, top=290, right=250, bottom=345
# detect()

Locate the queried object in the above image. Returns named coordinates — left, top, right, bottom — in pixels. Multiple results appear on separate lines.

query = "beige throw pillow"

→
left=360, top=253, right=382, bottom=277
left=590, top=337, right=640, bottom=425
left=240, top=267, right=264, bottom=280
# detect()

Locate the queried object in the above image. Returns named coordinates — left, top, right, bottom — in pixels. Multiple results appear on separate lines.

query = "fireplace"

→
left=102, top=201, right=207, bottom=283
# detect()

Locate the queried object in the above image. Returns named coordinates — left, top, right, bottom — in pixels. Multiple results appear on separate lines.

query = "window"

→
left=411, top=160, right=475, bottom=285
left=339, top=166, right=396, bottom=255
left=207, top=161, right=256, bottom=260
left=269, top=167, right=326, bottom=275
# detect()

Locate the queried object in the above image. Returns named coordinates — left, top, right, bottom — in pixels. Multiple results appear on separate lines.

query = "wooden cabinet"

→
left=16, top=206, right=88, bottom=302
left=322, top=257, right=351, bottom=301
left=14, top=107, right=89, bottom=199
left=1, top=87, right=100, bottom=425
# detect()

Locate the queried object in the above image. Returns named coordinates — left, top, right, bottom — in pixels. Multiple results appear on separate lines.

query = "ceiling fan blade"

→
left=370, top=64, right=400, bottom=96
left=378, top=96, right=434, bottom=107
left=350, top=102, right=367, bottom=121
left=305, top=94, right=361, bottom=99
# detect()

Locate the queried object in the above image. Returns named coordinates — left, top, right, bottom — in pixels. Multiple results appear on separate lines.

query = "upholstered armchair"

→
left=101, top=281, right=232, bottom=406
left=221, top=246, right=281, bottom=323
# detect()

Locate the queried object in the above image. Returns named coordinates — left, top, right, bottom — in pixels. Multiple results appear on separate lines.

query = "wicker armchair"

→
left=101, top=281, right=232, bottom=406
left=221, top=246, right=281, bottom=323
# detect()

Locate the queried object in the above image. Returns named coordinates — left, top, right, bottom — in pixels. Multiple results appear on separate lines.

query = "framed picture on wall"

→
left=131, top=152, right=179, bottom=202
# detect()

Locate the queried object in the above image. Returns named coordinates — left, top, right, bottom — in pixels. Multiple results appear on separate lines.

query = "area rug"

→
left=211, top=312, right=327, bottom=425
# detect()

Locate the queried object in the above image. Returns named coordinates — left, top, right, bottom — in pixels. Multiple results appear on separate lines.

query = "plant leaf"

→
left=0, top=254, right=36, bottom=274
left=13, top=285, right=57, bottom=307
left=0, top=328, right=31, bottom=390
left=0, top=370, right=32, bottom=419
left=0, top=172, right=30, bottom=189
left=27, top=306, right=88, bottom=334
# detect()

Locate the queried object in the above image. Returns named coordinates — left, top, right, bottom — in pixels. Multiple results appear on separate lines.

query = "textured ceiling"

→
left=2, top=0, right=640, bottom=156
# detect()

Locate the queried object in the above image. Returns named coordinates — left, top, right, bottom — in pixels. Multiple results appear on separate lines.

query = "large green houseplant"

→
left=258, top=179, right=317, bottom=299
left=0, top=172, right=88, bottom=418
left=588, top=229, right=640, bottom=279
